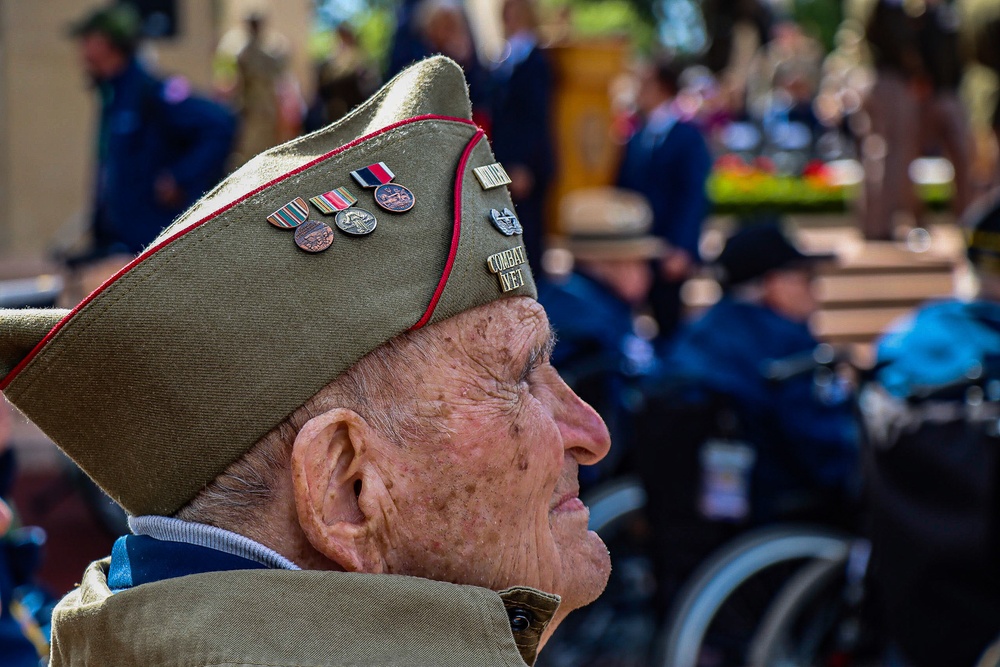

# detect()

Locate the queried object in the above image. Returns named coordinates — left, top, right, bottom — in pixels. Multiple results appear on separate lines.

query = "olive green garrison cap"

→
left=0, top=56, right=536, bottom=517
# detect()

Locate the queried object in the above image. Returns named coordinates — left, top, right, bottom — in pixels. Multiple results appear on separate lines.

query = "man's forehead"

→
left=433, top=298, right=551, bottom=358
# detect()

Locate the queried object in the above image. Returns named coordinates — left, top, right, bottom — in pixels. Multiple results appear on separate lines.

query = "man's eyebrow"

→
left=519, top=326, right=557, bottom=382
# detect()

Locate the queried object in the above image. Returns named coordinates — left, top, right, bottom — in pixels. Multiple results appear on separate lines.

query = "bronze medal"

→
left=374, top=183, right=415, bottom=213
left=335, top=207, right=378, bottom=235
left=293, top=220, right=335, bottom=253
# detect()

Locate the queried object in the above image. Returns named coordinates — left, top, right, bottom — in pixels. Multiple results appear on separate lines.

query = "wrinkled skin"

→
left=375, top=298, right=612, bottom=617
left=291, top=297, right=612, bottom=637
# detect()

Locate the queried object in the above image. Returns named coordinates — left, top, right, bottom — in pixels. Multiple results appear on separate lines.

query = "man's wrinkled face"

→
left=373, top=298, right=612, bottom=618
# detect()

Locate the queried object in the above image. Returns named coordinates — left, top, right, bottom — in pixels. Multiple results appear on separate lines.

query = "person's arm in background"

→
left=506, top=51, right=554, bottom=201
left=155, top=81, right=238, bottom=208
left=662, top=125, right=712, bottom=281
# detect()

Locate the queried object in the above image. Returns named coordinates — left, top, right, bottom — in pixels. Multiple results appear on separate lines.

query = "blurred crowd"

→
left=8, top=0, right=1000, bottom=665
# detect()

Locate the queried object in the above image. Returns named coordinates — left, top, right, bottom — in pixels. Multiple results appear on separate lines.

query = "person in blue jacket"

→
left=665, top=224, right=857, bottom=524
left=488, top=0, right=554, bottom=276
left=539, top=188, right=663, bottom=488
left=71, top=5, right=236, bottom=259
left=617, top=57, right=713, bottom=340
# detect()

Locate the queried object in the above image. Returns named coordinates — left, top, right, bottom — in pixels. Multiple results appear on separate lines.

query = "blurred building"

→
left=0, top=0, right=310, bottom=262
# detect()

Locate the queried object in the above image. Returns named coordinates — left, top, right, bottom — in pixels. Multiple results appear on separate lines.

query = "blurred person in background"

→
left=745, top=19, right=823, bottom=126
left=70, top=5, right=236, bottom=261
left=974, top=7, right=1000, bottom=185
left=539, top=188, right=662, bottom=489
left=664, top=224, right=857, bottom=525
left=867, top=193, right=1000, bottom=667
left=413, top=0, right=491, bottom=122
left=617, top=57, right=712, bottom=342
left=305, top=24, right=379, bottom=132
left=489, top=0, right=554, bottom=277
left=0, top=405, right=46, bottom=666
left=700, top=0, right=773, bottom=78
left=914, top=0, right=971, bottom=219
left=861, top=0, right=923, bottom=241
left=231, top=13, right=288, bottom=166
left=387, top=0, right=429, bottom=77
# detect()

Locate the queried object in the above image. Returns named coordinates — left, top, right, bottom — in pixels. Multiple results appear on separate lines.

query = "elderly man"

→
left=0, top=57, right=610, bottom=666
left=665, top=224, right=857, bottom=525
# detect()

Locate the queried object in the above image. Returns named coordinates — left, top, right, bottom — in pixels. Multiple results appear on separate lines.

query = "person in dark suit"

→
left=617, top=58, right=713, bottom=341
left=488, top=0, right=554, bottom=276
left=72, top=5, right=236, bottom=259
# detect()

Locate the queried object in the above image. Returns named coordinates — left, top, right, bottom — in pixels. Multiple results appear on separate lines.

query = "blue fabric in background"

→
left=877, top=299, right=1000, bottom=397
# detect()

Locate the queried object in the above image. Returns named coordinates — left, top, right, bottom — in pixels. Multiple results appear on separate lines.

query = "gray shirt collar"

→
left=128, top=515, right=301, bottom=570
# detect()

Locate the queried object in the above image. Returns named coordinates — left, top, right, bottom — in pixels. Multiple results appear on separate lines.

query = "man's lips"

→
left=551, top=491, right=586, bottom=513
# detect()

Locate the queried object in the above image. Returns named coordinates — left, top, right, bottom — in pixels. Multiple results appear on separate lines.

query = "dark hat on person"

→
left=69, top=4, right=142, bottom=54
left=0, top=56, right=534, bottom=517
left=559, top=188, right=665, bottom=261
left=716, top=223, right=834, bottom=286
left=965, top=190, right=1000, bottom=274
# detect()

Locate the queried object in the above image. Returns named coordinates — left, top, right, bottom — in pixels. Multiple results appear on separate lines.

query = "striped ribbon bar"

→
left=266, top=197, right=309, bottom=229
left=473, top=163, right=512, bottom=190
left=310, top=187, right=358, bottom=214
left=350, top=162, right=395, bottom=188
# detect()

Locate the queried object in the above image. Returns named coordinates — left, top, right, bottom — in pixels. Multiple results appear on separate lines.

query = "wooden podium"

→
left=544, top=40, right=629, bottom=234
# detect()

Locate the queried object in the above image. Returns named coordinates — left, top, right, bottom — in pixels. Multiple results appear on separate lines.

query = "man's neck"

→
left=128, top=515, right=302, bottom=569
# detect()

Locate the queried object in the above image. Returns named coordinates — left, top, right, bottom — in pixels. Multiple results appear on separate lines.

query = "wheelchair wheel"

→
left=748, top=556, right=847, bottom=667
left=657, top=525, right=851, bottom=667
left=585, top=475, right=647, bottom=535
left=537, top=477, right=654, bottom=667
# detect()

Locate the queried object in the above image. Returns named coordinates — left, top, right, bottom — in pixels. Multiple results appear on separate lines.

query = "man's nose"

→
left=551, top=376, right=611, bottom=465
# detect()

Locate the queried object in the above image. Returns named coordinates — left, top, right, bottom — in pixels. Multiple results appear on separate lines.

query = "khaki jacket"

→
left=50, top=559, right=559, bottom=667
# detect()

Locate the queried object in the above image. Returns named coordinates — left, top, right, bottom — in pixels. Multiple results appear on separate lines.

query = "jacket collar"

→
left=51, top=559, right=559, bottom=667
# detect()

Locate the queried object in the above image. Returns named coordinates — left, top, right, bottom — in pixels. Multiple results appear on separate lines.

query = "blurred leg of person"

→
left=924, top=91, right=973, bottom=218
left=862, top=73, right=921, bottom=240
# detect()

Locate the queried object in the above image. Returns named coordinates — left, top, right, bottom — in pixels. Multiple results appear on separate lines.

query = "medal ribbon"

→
left=350, top=162, right=396, bottom=188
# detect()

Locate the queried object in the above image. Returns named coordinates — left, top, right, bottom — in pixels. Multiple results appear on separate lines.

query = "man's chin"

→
left=558, top=529, right=612, bottom=611
left=541, top=532, right=611, bottom=648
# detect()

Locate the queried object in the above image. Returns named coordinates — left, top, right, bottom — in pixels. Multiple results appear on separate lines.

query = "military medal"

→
left=310, top=187, right=357, bottom=215
left=309, top=185, right=377, bottom=236
left=350, top=162, right=415, bottom=213
left=294, top=220, right=335, bottom=253
left=267, top=197, right=309, bottom=228
left=335, top=207, right=378, bottom=236
left=473, top=163, right=512, bottom=190
left=489, top=208, right=523, bottom=236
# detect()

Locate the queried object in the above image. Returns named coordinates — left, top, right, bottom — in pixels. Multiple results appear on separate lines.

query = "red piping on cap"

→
left=409, top=129, right=486, bottom=331
left=0, top=114, right=477, bottom=390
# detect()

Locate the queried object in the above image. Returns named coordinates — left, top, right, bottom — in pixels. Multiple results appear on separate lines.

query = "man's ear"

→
left=290, top=408, right=389, bottom=573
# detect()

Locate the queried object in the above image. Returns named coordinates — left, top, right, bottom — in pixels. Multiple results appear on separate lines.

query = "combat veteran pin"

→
left=473, top=163, right=512, bottom=190
left=294, top=220, right=335, bottom=253
left=267, top=197, right=309, bottom=228
left=489, top=208, right=523, bottom=236
left=486, top=245, right=528, bottom=293
left=350, top=162, right=415, bottom=213
left=310, top=187, right=357, bottom=214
